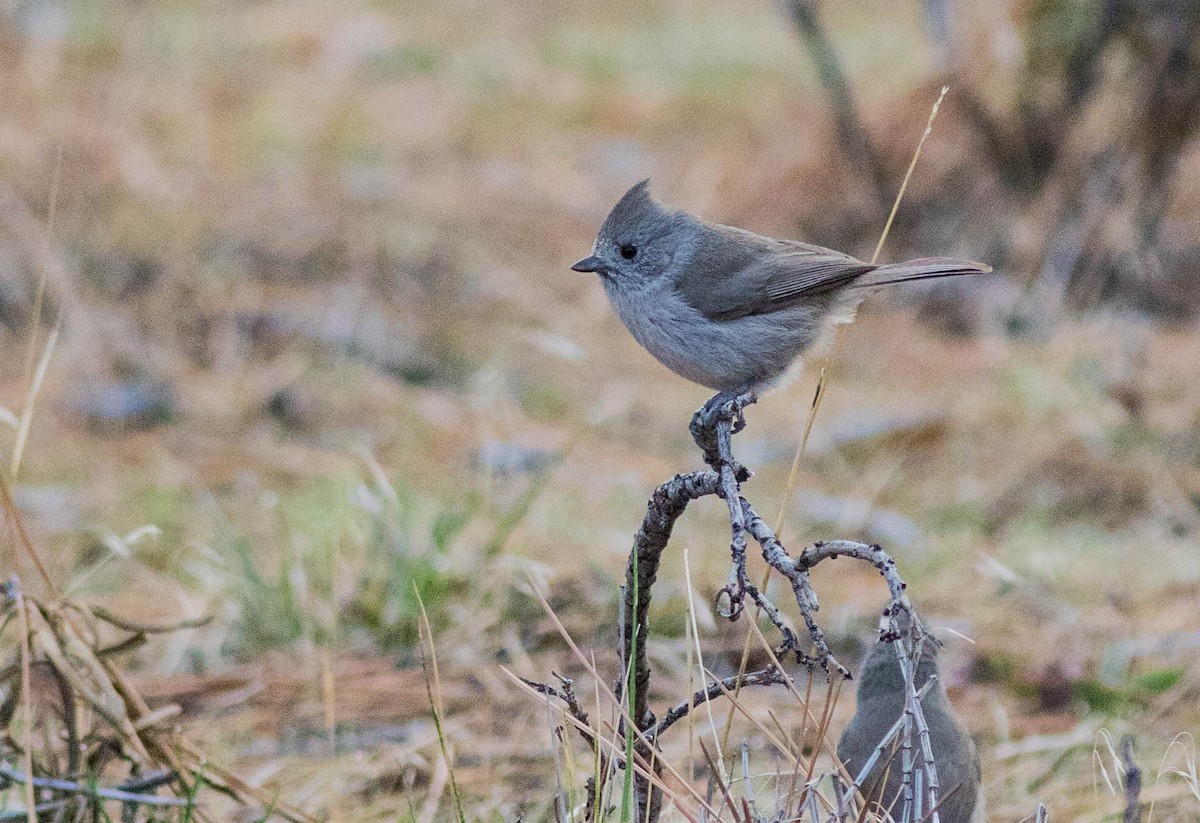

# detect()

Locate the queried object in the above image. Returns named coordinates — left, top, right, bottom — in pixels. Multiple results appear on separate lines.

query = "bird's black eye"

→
left=619, top=244, right=638, bottom=260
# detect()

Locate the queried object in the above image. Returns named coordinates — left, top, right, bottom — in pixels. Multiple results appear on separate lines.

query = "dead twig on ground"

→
left=0, top=575, right=317, bottom=823
left=0, top=767, right=186, bottom=807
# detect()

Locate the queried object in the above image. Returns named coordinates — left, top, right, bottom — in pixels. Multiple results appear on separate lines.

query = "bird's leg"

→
left=692, top=390, right=757, bottom=620
left=728, top=387, right=754, bottom=434
left=690, top=390, right=757, bottom=479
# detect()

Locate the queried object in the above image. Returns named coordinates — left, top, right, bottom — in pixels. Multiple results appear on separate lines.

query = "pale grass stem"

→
left=11, top=322, right=59, bottom=480
left=554, top=699, right=582, bottom=822
left=323, top=538, right=347, bottom=761
left=320, top=647, right=336, bottom=755
left=0, top=470, right=56, bottom=594
left=1150, top=732, right=1200, bottom=821
left=14, top=581, right=37, bottom=823
left=871, top=86, right=949, bottom=266
left=590, top=650, right=607, bottom=823
left=590, top=652, right=619, bottom=823
left=1095, top=729, right=1122, bottom=797
left=415, top=586, right=467, bottom=823
left=682, top=545, right=726, bottom=769
left=516, top=568, right=720, bottom=817
left=778, top=84, right=949, bottom=541
left=685, top=553, right=696, bottom=780
left=621, top=549, right=639, bottom=820
left=21, top=138, right=62, bottom=393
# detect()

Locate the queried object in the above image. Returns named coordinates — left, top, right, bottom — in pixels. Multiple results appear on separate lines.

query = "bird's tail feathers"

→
left=854, top=257, right=992, bottom=289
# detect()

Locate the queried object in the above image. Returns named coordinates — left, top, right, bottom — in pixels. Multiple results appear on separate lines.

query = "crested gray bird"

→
left=572, top=181, right=990, bottom=394
left=838, top=623, right=984, bottom=823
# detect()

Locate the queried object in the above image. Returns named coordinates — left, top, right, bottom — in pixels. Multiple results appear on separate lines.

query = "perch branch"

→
left=520, top=673, right=594, bottom=750
left=524, top=389, right=926, bottom=823
left=689, top=391, right=755, bottom=621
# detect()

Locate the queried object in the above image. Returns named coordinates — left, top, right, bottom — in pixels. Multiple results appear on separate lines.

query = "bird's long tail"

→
left=854, top=257, right=992, bottom=289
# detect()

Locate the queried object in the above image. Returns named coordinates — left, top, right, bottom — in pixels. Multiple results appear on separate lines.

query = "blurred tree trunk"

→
left=781, top=0, right=893, bottom=217
left=954, top=0, right=1200, bottom=319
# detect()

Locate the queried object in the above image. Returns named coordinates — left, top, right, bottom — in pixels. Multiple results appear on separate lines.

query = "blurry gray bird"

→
left=837, top=623, right=983, bottom=823
left=572, top=180, right=990, bottom=393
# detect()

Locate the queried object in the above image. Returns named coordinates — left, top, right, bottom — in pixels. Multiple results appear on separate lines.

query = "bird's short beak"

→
left=571, top=255, right=604, bottom=273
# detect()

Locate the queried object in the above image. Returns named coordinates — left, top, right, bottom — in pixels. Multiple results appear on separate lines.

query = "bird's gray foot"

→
left=691, top=390, right=757, bottom=475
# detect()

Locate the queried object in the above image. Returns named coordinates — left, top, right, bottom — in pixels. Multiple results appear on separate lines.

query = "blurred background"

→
left=2, top=0, right=1200, bottom=819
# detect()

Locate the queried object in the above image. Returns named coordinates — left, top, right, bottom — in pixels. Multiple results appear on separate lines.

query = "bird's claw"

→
left=698, top=390, right=757, bottom=430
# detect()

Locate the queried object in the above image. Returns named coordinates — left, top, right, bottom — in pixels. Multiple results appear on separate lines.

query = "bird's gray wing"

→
left=675, top=224, right=875, bottom=321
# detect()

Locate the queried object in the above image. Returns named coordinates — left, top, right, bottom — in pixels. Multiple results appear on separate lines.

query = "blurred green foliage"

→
left=221, top=473, right=474, bottom=657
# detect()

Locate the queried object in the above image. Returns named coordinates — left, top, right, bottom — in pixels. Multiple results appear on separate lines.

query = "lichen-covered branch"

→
left=618, top=469, right=720, bottom=717
left=523, top=391, right=931, bottom=823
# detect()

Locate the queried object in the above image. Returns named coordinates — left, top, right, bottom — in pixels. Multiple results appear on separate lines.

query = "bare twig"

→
left=524, top=390, right=925, bottom=822
left=1122, top=735, right=1142, bottom=823
left=893, top=632, right=942, bottom=823
left=617, top=469, right=720, bottom=717
left=0, top=767, right=187, bottom=806
left=521, top=673, right=594, bottom=750
left=647, top=666, right=790, bottom=743
left=847, top=678, right=935, bottom=790
left=1, top=472, right=57, bottom=595
left=89, top=606, right=213, bottom=634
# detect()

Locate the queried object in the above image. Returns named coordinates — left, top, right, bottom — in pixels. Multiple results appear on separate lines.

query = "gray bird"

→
left=572, top=181, right=990, bottom=393
left=838, top=627, right=984, bottom=823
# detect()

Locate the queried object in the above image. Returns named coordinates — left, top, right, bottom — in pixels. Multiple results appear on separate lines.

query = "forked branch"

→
left=525, top=392, right=934, bottom=822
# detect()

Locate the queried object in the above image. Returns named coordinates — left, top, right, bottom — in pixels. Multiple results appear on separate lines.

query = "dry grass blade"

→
left=777, top=83, right=951, bottom=541
left=502, top=668, right=705, bottom=822
left=698, top=738, right=740, bottom=819
left=12, top=579, right=37, bottom=823
left=515, top=571, right=722, bottom=816
left=89, top=606, right=213, bottom=634
left=11, top=321, right=59, bottom=480
left=0, top=467, right=56, bottom=595
left=25, top=602, right=150, bottom=759
left=1148, top=733, right=1200, bottom=821
left=21, top=138, right=62, bottom=390
left=415, top=586, right=467, bottom=823
left=871, top=86, right=949, bottom=265
left=3, top=580, right=318, bottom=823
left=321, top=647, right=337, bottom=754
left=682, top=544, right=726, bottom=769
